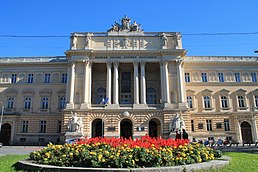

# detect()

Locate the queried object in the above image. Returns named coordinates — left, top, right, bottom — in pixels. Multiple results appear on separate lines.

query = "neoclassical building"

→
left=0, top=16, right=257, bottom=145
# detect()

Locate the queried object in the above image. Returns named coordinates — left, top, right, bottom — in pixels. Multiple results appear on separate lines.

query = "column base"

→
left=66, top=103, right=74, bottom=109
left=105, top=104, right=120, bottom=109
left=80, top=103, right=89, bottom=109
left=163, top=103, right=172, bottom=109
left=178, top=102, right=188, bottom=109
left=133, top=103, right=148, bottom=109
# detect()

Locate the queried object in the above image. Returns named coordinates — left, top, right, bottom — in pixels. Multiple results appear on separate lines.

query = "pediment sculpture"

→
left=107, top=15, right=143, bottom=32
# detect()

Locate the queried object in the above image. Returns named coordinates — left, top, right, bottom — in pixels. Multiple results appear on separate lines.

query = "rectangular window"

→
left=218, top=73, right=224, bottom=82
left=235, top=73, right=241, bottom=82
left=41, top=97, right=49, bottom=109
left=201, top=72, right=208, bottom=82
left=203, top=96, right=211, bottom=108
left=216, top=123, right=222, bottom=129
left=187, top=96, right=193, bottom=108
left=185, top=73, right=190, bottom=82
left=22, top=121, right=28, bottom=132
left=224, top=119, right=230, bottom=131
left=40, top=121, right=46, bottom=133
left=24, top=97, right=32, bottom=109
left=59, top=97, right=66, bottom=109
left=251, top=73, right=257, bottom=82
left=6, top=97, right=14, bottom=109
left=11, top=74, right=17, bottom=83
left=198, top=123, right=203, bottom=129
left=221, top=96, right=228, bottom=108
left=238, top=96, right=245, bottom=108
left=191, top=120, right=195, bottom=131
left=206, top=119, right=212, bottom=131
left=255, top=95, right=258, bottom=108
left=28, top=74, right=34, bottom=83
left=44, top=74, right=51, bottom=83
left=62, top=73, right=67, bottom=83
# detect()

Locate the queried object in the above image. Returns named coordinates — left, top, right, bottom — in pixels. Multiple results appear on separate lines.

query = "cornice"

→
left=185, top=56, right=258, bottom=65
left=186, top=82, right=258, bottom=87
left=65, top=49, right=186, bottom=57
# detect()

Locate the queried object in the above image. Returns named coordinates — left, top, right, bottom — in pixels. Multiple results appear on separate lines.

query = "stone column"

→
left=140, top=61, right=146, bottom=104
left=88, top=62, right=92, bottom=105
left=113, top=62, right=119, bottom=104
left=163, top=61, right=170, bottom=103
left=176, top=59, right=185, bottom=103
left=106, top=62, right=112, bottom=104
left=66, top=62, right=75, bottom=109
left=133, top=62, right=139, bottom=104
left=160, top=62, right=164, bottom=103
left=81, top=61, right=91, bottom=109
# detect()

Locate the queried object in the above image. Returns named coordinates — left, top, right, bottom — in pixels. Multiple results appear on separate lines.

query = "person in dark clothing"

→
left=175, top=130, right=181, bottom=140
left=182, top=129, right=188, bottom=140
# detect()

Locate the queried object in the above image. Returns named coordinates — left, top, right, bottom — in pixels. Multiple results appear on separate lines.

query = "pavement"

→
left=0, top=146, right=45, bottom=156
left=0, top=145, right=258, bottom=156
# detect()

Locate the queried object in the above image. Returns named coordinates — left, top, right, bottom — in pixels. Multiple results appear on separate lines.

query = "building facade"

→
left=0, top=16, right=257, bottom=145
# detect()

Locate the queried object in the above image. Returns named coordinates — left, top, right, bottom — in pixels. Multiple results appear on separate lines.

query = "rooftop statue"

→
left=107, top=15, right=143, bottom=32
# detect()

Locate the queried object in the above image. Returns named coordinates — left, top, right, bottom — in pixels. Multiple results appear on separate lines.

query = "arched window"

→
left=41, top=97, right=49, bottom=109
left=203, top=96, right=211, bottom=108
left=96, top=87, right=106, bottom=104
left=6, top=97, right=14, bottom=109
left=24, top=97, right=32, bottom=109
left=221, top=96, right=228, bottom=108
left=147, top=87, right=156, bottom=104
left=59, top=97, right=66, bottom=109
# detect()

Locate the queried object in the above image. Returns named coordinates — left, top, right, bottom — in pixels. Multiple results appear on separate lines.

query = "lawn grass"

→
left=200, top=152, right=258, bottom=172
left=0, top=152, right=257, bottom=172
left=0, top=155, right=28, bottom=172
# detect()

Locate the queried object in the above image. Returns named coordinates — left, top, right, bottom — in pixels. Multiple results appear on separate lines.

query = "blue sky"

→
left=0, top=0, right=258, bottom=57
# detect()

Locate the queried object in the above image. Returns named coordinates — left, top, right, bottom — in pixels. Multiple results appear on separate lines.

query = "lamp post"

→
left=0, top=102, right=4, bottom=133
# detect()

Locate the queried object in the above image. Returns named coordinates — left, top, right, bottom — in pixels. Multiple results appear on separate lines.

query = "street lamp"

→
left=255, top=50, right=258, bottom=53
left=0, top=102, right=4, bottom=133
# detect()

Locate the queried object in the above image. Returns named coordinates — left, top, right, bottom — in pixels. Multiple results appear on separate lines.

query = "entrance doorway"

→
left=241, top=121, right=253, bottom=143
left=120, top=119, right=132, bottom=139
left=92, top=119, right=103, bottom=138
left=149, top=119, right=161, bottom=137
left=0, top=123, right=11, bottom=146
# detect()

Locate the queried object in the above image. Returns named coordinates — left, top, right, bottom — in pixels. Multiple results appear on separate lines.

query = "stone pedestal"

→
left=169, top=132, right=176, bottom=139
left=65, top=132, right=84, bottom=143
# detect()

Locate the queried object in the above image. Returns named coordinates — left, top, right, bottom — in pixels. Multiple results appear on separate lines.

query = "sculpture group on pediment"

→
left=107, top=15, right=143, bottom=32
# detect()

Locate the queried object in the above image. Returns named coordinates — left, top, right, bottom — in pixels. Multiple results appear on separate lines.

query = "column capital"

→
left=133, top=61, right=139, bottom=67
left=162, top=60, right=168, bottom=66
left=113, top=62, right=119, bottom=68
left=175, top=59, right=183, bottom=65
left=140, top=61, right=146, bottom=67
left=106, top=61, right=112, bottom=68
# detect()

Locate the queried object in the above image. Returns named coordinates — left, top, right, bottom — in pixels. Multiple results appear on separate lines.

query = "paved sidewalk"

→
left=215, top=146, right=258, bottom=154
left=0, top=146, right=45, bottom=156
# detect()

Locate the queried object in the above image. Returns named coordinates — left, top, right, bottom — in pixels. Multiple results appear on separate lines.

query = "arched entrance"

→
left=0, top=123, right=12, bottom=146
left=241, top=121, right=253, bottom=143
left=149, top=118, right=161, bottom=138
left=120, top=119, right=132, bottom=139
left=91, top=119, right=103, bottom=138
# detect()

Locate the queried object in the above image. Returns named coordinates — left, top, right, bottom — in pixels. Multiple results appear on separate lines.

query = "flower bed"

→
left=29, top=136, right=222, bottom=168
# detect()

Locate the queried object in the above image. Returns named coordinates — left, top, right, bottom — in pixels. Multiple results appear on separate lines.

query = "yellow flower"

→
left=69, top=153, right=73, bottom=156
left=90, top=151, right=96, bottom=156
left=45, top=152, right=50, bottom=158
